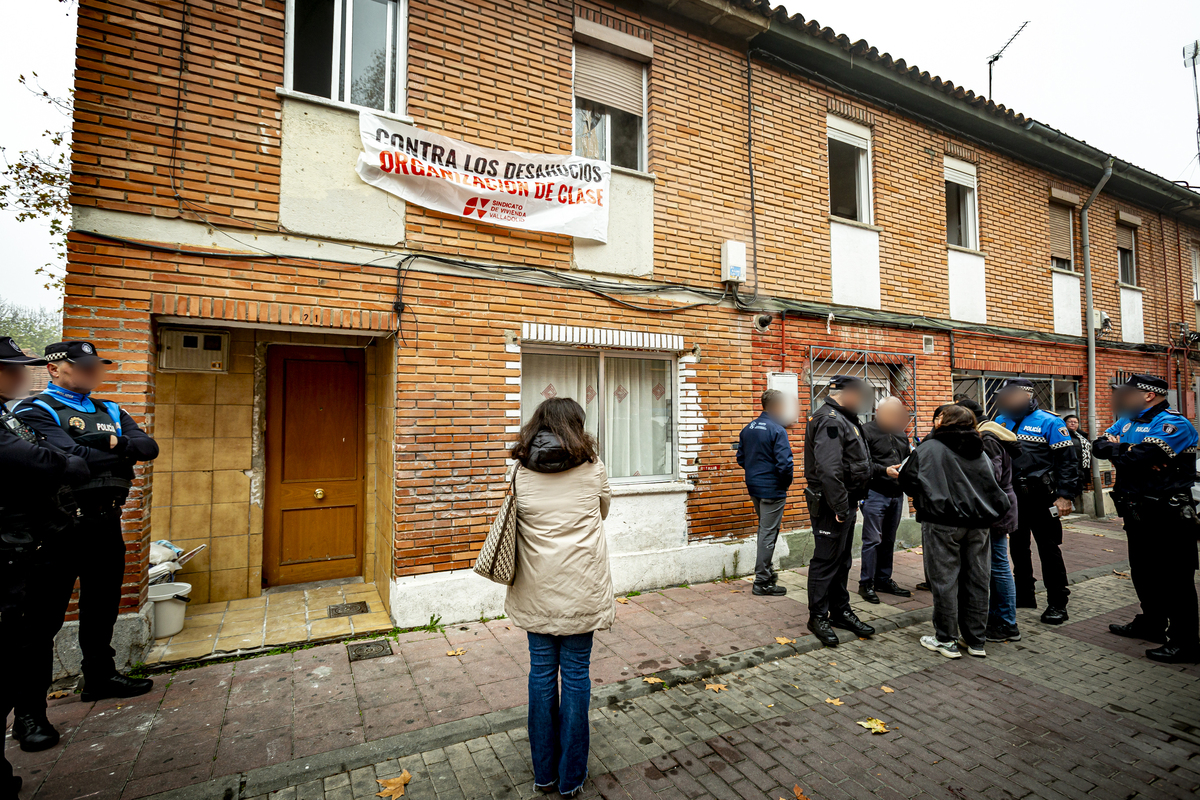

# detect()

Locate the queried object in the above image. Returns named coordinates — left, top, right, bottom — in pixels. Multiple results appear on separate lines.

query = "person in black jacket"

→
left=858, top=397, right=913, bottom=603
left=899, top=404, right=1010, bottom=659
left=14, top=341, right=159, bottom=712
left=737, top=389, right=794, bottom=596
left=803, top=375, right=876, bottom=646
left=0, top=336, right=89, bottom=793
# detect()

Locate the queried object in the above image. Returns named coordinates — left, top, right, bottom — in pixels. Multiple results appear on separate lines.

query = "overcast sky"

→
left=2, top=1, right=1199, bottom=310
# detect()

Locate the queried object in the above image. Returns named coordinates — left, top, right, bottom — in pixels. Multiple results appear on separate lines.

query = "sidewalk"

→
left=6, top=518, right=1134, bottom=800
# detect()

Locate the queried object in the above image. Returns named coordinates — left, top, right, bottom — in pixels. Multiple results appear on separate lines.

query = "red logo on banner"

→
left=463, top=197, right=491, bottom=218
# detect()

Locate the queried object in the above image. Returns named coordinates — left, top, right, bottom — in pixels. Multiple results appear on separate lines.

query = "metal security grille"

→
left=807, top=347, right=917, bottom=424
left=953, top=373, right=1080, bottom=421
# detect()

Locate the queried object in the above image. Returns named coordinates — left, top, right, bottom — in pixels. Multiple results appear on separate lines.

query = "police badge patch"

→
left=1163, top=423, right=1177, bottom=434
left=68, top=416, right=86, bottom=430
left=81, top=343, right=94, bottom=354
left=1058, top=427, right=1069, bottom=436
left=1122, top=422, right=1132, bottom=433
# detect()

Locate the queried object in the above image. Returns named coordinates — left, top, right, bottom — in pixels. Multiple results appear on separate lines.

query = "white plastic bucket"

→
left=149, top=582, right=192, bottom=639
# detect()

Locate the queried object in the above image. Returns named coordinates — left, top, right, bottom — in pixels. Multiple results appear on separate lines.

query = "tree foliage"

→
left=0, top=297, right=62, bottom=355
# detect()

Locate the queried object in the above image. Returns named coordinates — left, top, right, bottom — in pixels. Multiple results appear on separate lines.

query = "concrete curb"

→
left=141, top=561, right=1123, bottom=800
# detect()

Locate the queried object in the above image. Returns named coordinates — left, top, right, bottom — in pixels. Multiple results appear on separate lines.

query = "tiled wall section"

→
left=372, top=340, right=397, bottom=613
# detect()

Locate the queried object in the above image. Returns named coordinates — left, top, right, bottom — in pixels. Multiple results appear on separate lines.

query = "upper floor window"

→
left=944, top=157, right=978, bottom=250
left=573, top=45, right=645, bottom=171
left=827, top=116, right=872, bottom=224
left=287, top=0, right=406, bottom=114
left=1049, top=202, right=1074, bottom=271
left=1117, top=224, right=1137, bottom=285
left=1192, top=243, right=1200, bottom=301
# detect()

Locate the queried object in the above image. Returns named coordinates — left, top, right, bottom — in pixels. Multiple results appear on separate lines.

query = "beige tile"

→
left=219, top=618, right=264, bottom=636
left=246, top=569, right=262, bottom=597
left=210, top=568, right=248, bottom=602
left=264, top=623, right=309, bottom=646
left=182, top=611, right=224, bottom=627
left=186, top=600, right=227, bottom=617
left=223, top=606, right=265, bottom=623
left=211, top=503, right=250, bottom=538
left=212, top=470, right=250, bottom=504
left=186, top=573, right=211, bottom=605
left=266, top=590, right=307, bottom=608
left=172, top=471, right=213, bottom=506
left=249, top=504, right=263, bottom=535
left=212, top=438, right=251, bottom=470
left=308, top=617, right=352, bottom=639
left=174, top=404, right=215, bottom=439
left=248, top=534, right=263, bottom=568
left=150, top=507, right=172, bottom=538
left=174, top=438, right=214, bottom=471
left=214, top=405, right=252, bottom=439
left=215, top=373, right=253, bottom=405
left=343, top=584, right=379, bottom=599
left=350, top=612, right=393, bottom=634
left=171, top=505, right=212, bottom=539
left=168, top=624, right=220, bottom=645
left=162, top=639, right=220, bottom=662
left=152, top=478, right=173, bottom=509
left=144, top=644, right=168, bottom=664
left=265, top=612, right=307, bottom=629
left=214, top=633, right=265, bottom=652
left=173, top=538, right=210, bottom=573
left=156, top=374, right=177, bottom=405
left=226, top=596, right=266, bottom=611
left=155, top=404, right=175, bottom=439
left=155, top=439, right=174, bottom=472
left=211, top=536, right=249, bottom=571
left=176, top=373, right=216, bottom=405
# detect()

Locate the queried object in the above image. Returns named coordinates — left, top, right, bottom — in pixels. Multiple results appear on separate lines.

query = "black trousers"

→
left=15, top=510, right=126, bottom=715
left=1125, top=513, right=1199, bottom=647
left=1010, top=489, right=1070, bottom=608
left=1, top=553, right=32, bottom=795
left=807, top=506, right=858, bottom=620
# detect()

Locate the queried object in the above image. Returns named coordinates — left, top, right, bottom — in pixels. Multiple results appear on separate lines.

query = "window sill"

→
left=610, top=480, right=693, bottom=496
left=611, top=165, right=657, bottom=183
left=947, top=244, right=986, bottom=257
left=1117, top=282, right=1143, bottom=292
left=829, top=216, right=882, bottom=233
left=275, top=87, right=415, bottom=125
left=1049, top=266, right=1079, bottom=277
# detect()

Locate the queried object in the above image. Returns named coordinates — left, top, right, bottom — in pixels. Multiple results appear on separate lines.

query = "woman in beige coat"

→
left=506, top=397, right=613, bottom=797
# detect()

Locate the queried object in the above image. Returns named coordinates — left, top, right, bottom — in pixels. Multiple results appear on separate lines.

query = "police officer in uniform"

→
left=14, top=341, right=159, bottom=715
left=994, top=377, right=1080, bottom=625
left=803, top=375, right=877, bottom=646
left=0, top=336, right=89, bottom=796
left=1093, top=374, right=1200, bottom=663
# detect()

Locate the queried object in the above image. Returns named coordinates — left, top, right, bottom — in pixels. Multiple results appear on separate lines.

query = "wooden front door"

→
left=264, top=346, right=365, bottom=586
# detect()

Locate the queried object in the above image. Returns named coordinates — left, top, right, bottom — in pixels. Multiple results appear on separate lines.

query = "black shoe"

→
left=875, top=578, right=912, bottom=598
left=1146, top=643, right=1200, bottom=663
left=807, top=617, right=840, bottom=647
left=1040, top=606, right=1069, bottom=625
left=1109, top=617, right=1168, bottom=644
left=985, top=623, right=1022, bottom=643
left=829, top=610, right=876, bottom=637
left=1015, top=596, right=1037, bottom=609
left=915, top=581, right=930, bottom=592
left=12, top=712, right=60, bottom=752
left=752, top=583, right=787, bottom=596
left=858, top=584, right=880, bottom=604
left=80, top=673, right=154, bottom=702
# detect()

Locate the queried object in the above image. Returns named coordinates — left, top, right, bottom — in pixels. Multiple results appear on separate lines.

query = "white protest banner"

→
left=355, top=112, right=611, bottom=242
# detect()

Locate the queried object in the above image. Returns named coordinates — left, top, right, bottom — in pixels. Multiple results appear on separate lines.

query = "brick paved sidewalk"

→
left=4, top=519, right=1135, bottom=799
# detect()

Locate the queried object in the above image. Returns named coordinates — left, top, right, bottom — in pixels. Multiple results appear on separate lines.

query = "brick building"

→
left=61, top=0, right=1200, bottom=652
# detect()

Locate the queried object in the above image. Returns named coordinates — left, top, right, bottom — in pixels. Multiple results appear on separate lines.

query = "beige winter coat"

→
left=504, top=459, right=615, bottom=636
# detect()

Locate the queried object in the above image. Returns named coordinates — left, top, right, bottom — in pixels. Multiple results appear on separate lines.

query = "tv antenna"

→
left=988, top=21, right=1030, bottom=101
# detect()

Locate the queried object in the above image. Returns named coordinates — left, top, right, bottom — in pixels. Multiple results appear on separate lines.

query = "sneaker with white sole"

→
left=961, top=642, right=986, bottom=657
left=920, top=635, right=962, bottom=658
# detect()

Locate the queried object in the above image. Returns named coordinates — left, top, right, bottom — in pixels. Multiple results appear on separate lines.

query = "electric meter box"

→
left=766, top=371, right=800, bottom=426
left=721, top=240, right=747, bottom=283
left=159, top=328, right=230, bottom=372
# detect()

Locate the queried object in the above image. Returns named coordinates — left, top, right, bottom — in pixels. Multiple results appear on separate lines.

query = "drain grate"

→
left=346, top=640, right=392, bottom=662
left=327, top=601, right=370, bottom=618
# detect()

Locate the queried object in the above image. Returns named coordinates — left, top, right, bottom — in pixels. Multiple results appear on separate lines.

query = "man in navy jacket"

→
left=737, top=389, right=794, bottom=596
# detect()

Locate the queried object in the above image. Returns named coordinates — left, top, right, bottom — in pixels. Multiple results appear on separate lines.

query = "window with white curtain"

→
left=520, top=350, right=674, bottom=480
left=286, top=0, right=406, bottom=115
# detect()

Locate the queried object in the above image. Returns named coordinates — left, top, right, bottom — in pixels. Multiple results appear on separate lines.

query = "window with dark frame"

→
left=1117, top=224, right=1137, bottom=285
left=1049, top=203, right=1074, bottom=271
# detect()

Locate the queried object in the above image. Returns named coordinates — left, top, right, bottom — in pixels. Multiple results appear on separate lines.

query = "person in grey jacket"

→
left=899, top=404, right=1010, bottom=659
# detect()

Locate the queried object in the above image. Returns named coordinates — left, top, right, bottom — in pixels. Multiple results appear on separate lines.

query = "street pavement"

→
left=7, top=517, right=1197, bottom=800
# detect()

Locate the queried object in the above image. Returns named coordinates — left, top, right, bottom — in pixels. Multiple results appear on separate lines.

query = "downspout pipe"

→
left=1082, top=158, right=1114, bottom=518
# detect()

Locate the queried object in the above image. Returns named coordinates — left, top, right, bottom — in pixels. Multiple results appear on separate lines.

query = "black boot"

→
left=1040, top=606, right=1069, bottom=625
left=1109, top=616, right=1168, bottom=643
left=857, top=582, right=880, bottom=604
left=829, top=610, right=876, bottom=637
left=12, top=712, right=60, bottom=752
left=875, top=578, right=912, bottom=598
left=80, top=673, right=154, bottom=702
left=807, top=616, right=840, bottom=647
left=1146, top=643, right=1200, bottom=663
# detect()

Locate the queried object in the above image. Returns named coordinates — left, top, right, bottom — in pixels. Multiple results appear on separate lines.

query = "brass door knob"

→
left=314, top=488, right=325, bottom=500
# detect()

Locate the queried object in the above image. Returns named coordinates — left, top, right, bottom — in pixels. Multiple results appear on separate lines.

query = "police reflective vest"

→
left=994, top=406, right=1080, bottom=499
left=1095, top=400, right=1199, bottom=501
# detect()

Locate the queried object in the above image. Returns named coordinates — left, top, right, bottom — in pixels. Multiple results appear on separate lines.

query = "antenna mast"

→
left=988, top=21, right=1030, bottom=100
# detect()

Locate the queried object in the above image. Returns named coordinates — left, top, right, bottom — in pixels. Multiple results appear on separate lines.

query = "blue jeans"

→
left=859, top=491, right=903, bottom=584
left=527, top=632, right=593, bottom=794
left=988, top=531, right=1018, bottom=628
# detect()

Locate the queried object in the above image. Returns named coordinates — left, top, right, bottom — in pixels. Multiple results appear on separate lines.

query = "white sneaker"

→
left=920, top=635, right=962, bottom=658
left=962, top=642, right=986, bottom=658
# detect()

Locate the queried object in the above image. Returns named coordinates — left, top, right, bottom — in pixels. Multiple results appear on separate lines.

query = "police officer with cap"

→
left=803, top=375, right=877, bottom=646
left=14, top=341, right=159, bottom=713
left=0, top=336, right=88, bottom=795
left=993, top=377, right=1080, bottom=625
left=1093, top=373, right=1199, bottom=663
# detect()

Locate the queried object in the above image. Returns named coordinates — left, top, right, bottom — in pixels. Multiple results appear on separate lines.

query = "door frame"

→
left=263, top=344, right=367, bottom=587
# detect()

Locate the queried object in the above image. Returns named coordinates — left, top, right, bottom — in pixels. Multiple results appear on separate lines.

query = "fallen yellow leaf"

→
left=643, top=676, right=664, bottom=684
left=446, top=648, right=465, bottom=657
left=705, top=683, right=727, bottom=692
left=775, top=636, right=796, bottom=645
left=376, top=769, right=412, bottom=798
left=881, top=686, right=895, bottom=693
left=793, top=785, right=812, bottom=800
left=1093, top=533, right=1105, bottom=536
left=829, top=662, right=837, bottom=666
left=1103, top=548, right=1114, bottom=552
left=47, top=690, right=71, bottom=700
left=856, top=717, right=889, bottom=734
left=825, top=697, right=844, bottom=706
left=615, top=597, right=629, bottom=604
left=1113, top=570, right=1131, bottom=580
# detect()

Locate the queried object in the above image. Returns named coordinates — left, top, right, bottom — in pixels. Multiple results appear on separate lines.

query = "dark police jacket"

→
left=862, top=420, right=911, bottom=498
left=1093, top=400, right=1198, bottom=502
left=993, top=401, right=1079, bottom=499
left=1, top=406, right=89, bottom=538
left=16, top=384, right=158, bottom=507
left=737, top=411, right=794, bottom=500
left=804, top=398, right=872, bottom=517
